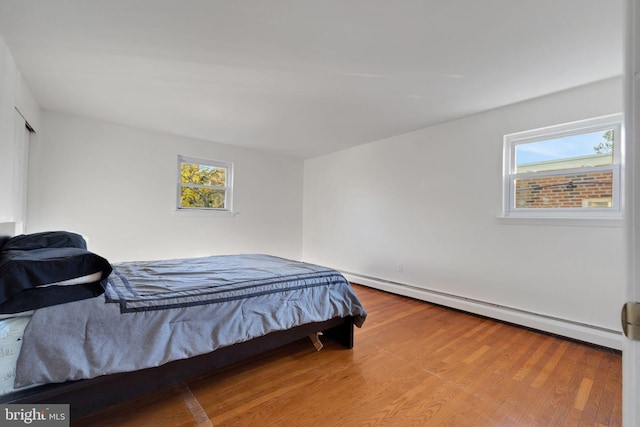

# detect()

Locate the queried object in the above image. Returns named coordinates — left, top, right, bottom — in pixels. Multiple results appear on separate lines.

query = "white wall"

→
left=28, top=110, right=304, bottom=262
left=303, top=77, right=625, bottom=346
left=0, top=35, right=19, bottom=223
left=0, top=35, right=40, bottom=232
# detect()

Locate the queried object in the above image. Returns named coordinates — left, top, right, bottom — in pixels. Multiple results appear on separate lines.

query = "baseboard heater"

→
left=342, top=271, right=622, bottom=351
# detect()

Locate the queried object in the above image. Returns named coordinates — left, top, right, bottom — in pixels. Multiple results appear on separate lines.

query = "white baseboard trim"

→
left=343, top=272, right=623, bottom=351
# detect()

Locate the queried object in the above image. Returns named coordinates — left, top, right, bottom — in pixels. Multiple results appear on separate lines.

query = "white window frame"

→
left=502, top=114, right=623, bottom=221
left=177, top=155, right=234, bottom=212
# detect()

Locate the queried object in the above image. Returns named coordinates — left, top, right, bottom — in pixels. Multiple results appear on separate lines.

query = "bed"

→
left=0, top=230, right=367, bottom=419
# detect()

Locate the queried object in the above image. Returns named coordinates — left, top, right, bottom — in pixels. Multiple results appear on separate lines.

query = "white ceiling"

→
left=0, top=1, right=623, bottom=159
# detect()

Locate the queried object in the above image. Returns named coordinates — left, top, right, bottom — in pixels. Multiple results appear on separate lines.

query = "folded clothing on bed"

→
left=1, top=231, right=88, bottom=251
left=0, top=231, right=112, bottom=314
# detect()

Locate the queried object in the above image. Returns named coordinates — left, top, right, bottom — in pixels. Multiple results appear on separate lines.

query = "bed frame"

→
left=0, top=316, right=354, bottom=419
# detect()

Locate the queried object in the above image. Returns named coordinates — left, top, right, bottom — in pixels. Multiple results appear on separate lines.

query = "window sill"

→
left=497, top=215, right=623, bottom=227
left=173, top=209, right=238, bottom=218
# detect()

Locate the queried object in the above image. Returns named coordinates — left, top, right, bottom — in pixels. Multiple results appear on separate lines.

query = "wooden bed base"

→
left=1, top=316, right=354, bottom=419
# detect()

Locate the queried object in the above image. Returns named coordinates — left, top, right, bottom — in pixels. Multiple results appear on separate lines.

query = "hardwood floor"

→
left=74, top=284, right=622, bottom=426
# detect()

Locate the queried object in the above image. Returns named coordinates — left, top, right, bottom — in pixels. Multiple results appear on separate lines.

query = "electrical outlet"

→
left=394, top=263, right=403, bottom=272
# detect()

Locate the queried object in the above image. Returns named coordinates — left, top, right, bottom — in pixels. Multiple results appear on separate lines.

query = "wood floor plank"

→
left=594, top=351, right=623, bottom=426
left=574, top=377, right=595, bottom=410
left=73, top=284, right=622, bottom=427
left=531, top=341, right=569, bottom=388
left=512, top=337, right=554, bottom=382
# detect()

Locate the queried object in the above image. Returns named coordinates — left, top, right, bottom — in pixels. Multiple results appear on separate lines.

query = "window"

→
left=502, top=114, right=622, bottom=219
left=177, top=155, right=233, bottom=211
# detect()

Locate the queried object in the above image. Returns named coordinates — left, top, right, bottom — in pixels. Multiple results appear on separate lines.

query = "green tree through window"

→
left=178, top=156, right=233, bottom=210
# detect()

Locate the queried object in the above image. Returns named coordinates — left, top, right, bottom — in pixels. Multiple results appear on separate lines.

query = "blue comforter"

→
left=14, top=254, right=366, bottom=387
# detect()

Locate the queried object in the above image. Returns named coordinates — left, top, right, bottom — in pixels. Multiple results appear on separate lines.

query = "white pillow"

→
left=38, top=271, right=103, bottom=287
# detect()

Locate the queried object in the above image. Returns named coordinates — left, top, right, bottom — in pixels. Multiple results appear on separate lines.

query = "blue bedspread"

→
left=14, top=255, right=367, bottom=387
left=106, top=254, right=354, bottom=312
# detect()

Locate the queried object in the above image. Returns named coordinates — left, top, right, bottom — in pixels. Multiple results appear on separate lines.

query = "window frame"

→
left=176, top=155, right=234, bottom=212
left=502, top=114, right=623, bottom=220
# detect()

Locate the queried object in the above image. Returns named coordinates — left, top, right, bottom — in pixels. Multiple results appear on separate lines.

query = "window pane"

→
left=514, top=170, right=613, bottom=209
left=515, top=129, right=614, bottom=173
left=180, top=162, right=226, bottom=186
left=180, top=187, right=226, bottom=209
